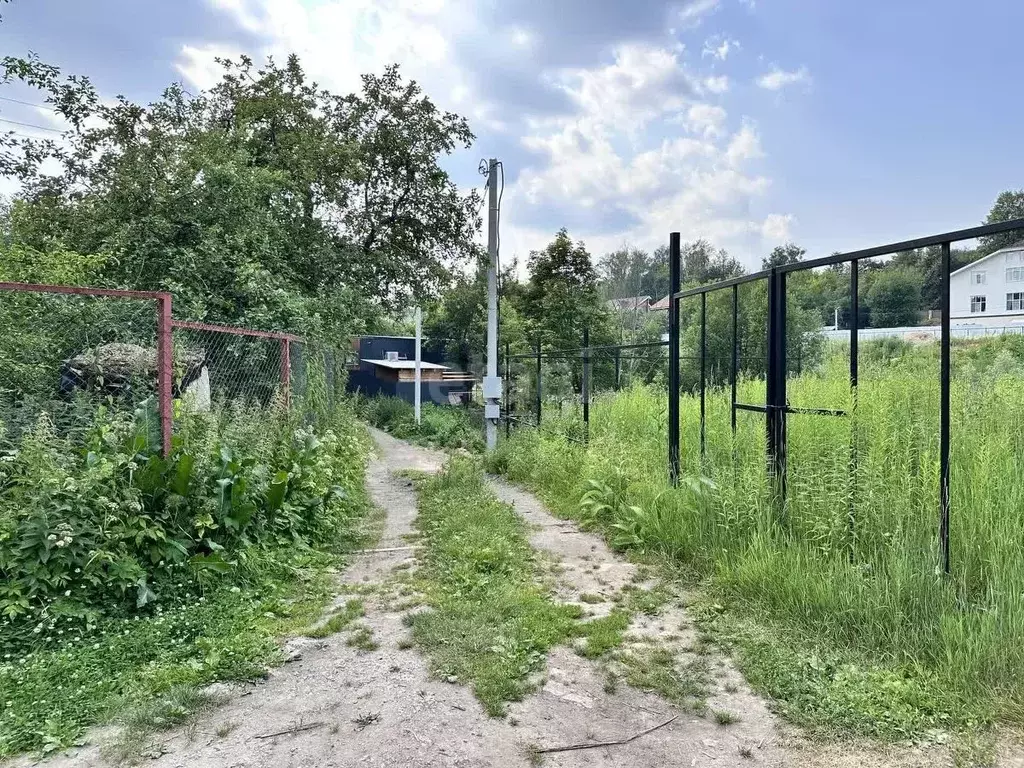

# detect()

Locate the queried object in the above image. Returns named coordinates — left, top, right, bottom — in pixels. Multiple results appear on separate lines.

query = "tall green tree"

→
left=523, top=229, right=608, bottom=348
left=0, top=54, right=480, bottom=336
left=866, top=267, right=923, bottom=327
left=762, top=242, right=806, bottom=270
left=980, top=190, right=1024, bottom=255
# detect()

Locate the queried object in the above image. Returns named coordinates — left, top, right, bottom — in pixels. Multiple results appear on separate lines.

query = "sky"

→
left=2, top=0, right=1024, bottom=273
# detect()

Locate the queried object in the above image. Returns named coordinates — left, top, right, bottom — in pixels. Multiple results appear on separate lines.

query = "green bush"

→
left=359, top=396, right=484, bottom=452
left=0, top=398, right=366, bottom=637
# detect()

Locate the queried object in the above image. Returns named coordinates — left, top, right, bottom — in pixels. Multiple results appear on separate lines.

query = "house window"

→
left=972, top=271, right=986, bottom=285
left=971, top=295, right=987, bottom=313
left=1007, top=252, right=1024, bottom=266
left=1008, top=293, right=1024, bottom=311
left=1007, top=267, right=1024, bottom=283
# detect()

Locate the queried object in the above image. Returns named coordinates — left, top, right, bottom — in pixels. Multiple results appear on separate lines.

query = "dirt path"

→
left=18, top=429, right=946, bottom=768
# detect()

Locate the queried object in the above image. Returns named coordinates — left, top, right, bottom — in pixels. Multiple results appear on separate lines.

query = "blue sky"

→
left=2, top=0, right=1023, bottom=271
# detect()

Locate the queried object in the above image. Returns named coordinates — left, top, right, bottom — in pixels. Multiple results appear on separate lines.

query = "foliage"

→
left=359, top=396, right=484, bottom=453
left=980, top=189, right=1024, bottom=255
left=762, top=242, right=806, bottom=270
left=0, top=398, right=371, bottom=756
left=523, top=228, right=611, bottom=349
left=865, top=267, right=924, bottom=327
left=494, top=338, right=1024, bottom=739
left=0, top=54, right=480, bottom=335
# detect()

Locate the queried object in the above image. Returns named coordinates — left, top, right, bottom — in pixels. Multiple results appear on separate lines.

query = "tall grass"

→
left=497, top=340, right=1024, bottom=735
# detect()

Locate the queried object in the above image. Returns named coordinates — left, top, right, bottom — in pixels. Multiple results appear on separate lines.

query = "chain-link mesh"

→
left=170, top=326, right=288, bottom=416
left=0, top=288, right=160, bottom=448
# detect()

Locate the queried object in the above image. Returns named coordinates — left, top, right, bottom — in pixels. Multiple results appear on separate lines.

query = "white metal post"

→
left=484, top=158, right=501, bottom=451
left=415, top=307, right=422, bottom=425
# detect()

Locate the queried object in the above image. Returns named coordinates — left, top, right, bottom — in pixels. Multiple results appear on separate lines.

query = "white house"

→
left=950, top=241, right=1024, bottom=328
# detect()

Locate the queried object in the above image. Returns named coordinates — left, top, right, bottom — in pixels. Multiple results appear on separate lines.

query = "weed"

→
left=215, top=721, right=239, bottom=738
left=738, top=745, right=753, bottom=759
left=397, top=637, right=414, bottom=650
left=105, top=685, right=221, bottom=763
left=407, top=459, right=580, bottom=716
left=304, top=599, right=365, bottom=639
left=352, top=712, right=381, bottom=730
left=620, top=647, right=710, bottom=711
left=603, top=672, right=619, bottom=694
left=713, top=710, right=739, bottom=725
left=346, top=626, right=379, bottom=652
left=573, top=610, right=631, bottom=659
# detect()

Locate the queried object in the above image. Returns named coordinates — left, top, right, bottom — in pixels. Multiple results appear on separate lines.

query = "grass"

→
left=619, top=646, right=710, bottom=713
left=494, top=338, right=1024, bottom=740
left=105, top=684, right=223, bottom=763
left=303, top=599, right=365, bottom=639
left=360, top=396, right=485, bottom=452
left=407, top=459, right=582, bottom=715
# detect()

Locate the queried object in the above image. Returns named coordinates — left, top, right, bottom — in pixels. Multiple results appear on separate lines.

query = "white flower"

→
left=64, top=590, right=71, bottom=597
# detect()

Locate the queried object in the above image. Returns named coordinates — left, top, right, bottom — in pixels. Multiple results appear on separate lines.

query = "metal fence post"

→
left=505, top=341, right=511, bottom=439
left=156, top=293, right=173, bottom=458
left=668, top=232, right=681, bottom=485
left=582, top=327, right=590, bottom=443
left=939, top=241, right=952, bottom=574
left=700, top=290, right=707, bottom=460
left=280, top=337, right=291, bottom=409
left=614, top=348, right=621, bottom=392
left=325, top=347, right=336, bottom=412
left=849, top=259, right=860, bottom=561
left=766, top=268, right=788, bottom=509
left=730, top=284, right=738, bottom=435
left=535, top=337, right=542, bottom=426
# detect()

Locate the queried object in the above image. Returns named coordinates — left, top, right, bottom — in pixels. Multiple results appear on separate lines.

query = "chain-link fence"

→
left=0, top=283, right=344, bottom=454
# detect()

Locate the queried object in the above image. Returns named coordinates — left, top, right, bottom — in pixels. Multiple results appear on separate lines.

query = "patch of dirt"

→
left=14, top=429, right=959, bottom=767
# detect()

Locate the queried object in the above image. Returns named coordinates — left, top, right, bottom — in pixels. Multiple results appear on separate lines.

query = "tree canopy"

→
left=0, top=54, right=480, bottom=337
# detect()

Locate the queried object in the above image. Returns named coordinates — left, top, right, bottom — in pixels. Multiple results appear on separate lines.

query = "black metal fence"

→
left=665, top=218, right=1024, bottom=575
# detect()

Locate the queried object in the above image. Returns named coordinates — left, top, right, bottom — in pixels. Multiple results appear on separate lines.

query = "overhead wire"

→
left=0, top=95, right=57, bottom=112
left=0, top=116, right=63, bottom=134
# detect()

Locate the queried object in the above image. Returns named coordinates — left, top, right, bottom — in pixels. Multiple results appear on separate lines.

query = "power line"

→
left=0, top=116, right=63, bottom=134
left=0, top=95, right=57, bottom=112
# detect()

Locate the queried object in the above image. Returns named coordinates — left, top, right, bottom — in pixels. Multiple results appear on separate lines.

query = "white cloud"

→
left=182, top=0, right=793, bottom=266
left=702, top=36, right=739, bottom=61
left=684, top=103, right=727, bottom=138
left=762, top=213, right=794, bottom=242
left=702, top=75, right=730, bottom=94
left=756, top=66, right=811, bottom=91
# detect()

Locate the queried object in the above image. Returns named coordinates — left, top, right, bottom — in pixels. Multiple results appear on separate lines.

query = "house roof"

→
left=606, top=295, right=652, bottom=311
left=950, top=240, right=1024, bottom=277
left=362, top=359, right=449, bottom=370
left=649, top=295, right=671, bottom=311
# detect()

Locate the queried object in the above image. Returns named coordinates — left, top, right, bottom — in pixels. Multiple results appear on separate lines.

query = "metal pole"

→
left=156, top=294, right=173, bottom=457
left=582, top=327, right=590, bottom=443
left=614, top=348, right=621, bottom=392
left=939, top=241, right=951, bottom=574
left=505, top=341, right=511, bottom=439
left=535, top=337, right=542, bottom=426
left=484, top=158, right=500, bottom=451
left=731, top=284, right=738, bottom=434
left=849, top=259, right=859, bottom=560
left=414, top=307, right=422, bottom=425
left=668, top=232, right=681, bottom=485
left=766, top=269, right=787, bottom=507
left=280, top=338, right=291, bottom=410
left=700, top=290, right=707, bottom=460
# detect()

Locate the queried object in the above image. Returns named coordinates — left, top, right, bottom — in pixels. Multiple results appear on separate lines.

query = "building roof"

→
left=950, top=240, right=1024, bottom=277
left=362, top=359, right=450, bottom=370
left=649, top=295, right=671, bottom=311
left=606, top=295, right=652, bottom=311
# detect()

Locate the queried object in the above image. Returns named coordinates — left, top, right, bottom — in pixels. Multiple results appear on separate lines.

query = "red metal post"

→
left=280, top=338, right=291, bottom=409
left=156, top=293, right=174, bottom=457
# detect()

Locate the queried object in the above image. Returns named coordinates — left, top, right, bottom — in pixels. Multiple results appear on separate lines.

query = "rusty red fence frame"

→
left=0, top=281, right=302, bottom=457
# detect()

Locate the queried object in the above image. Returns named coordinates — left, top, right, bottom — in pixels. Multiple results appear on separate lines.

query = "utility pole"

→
left=484, top=159, right=501, bottom=450
left=414, top=307, right=422, bottom=425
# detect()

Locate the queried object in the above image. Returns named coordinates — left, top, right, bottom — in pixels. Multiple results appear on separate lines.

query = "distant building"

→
left=606, top=295, right=652, bottom=313
left=950, top=241, right=1024, bottom=327
left=345, top=336, right=475, bottom=406
left=649, top=295, right=671, bottom=312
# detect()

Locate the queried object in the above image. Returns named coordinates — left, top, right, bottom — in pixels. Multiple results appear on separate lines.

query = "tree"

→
left=866, top=268, right=923, bottom=327
left=762, top=242, right=806, bottom=270
left=0, top=54, right=480, bottom=337
left=599, top=247, right=652, bottom=300
left=980, top=190, right=1024, bottom=255
left=523, top=229, right=608, bottom=348
left=681, top=239, right=743, bottom=285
